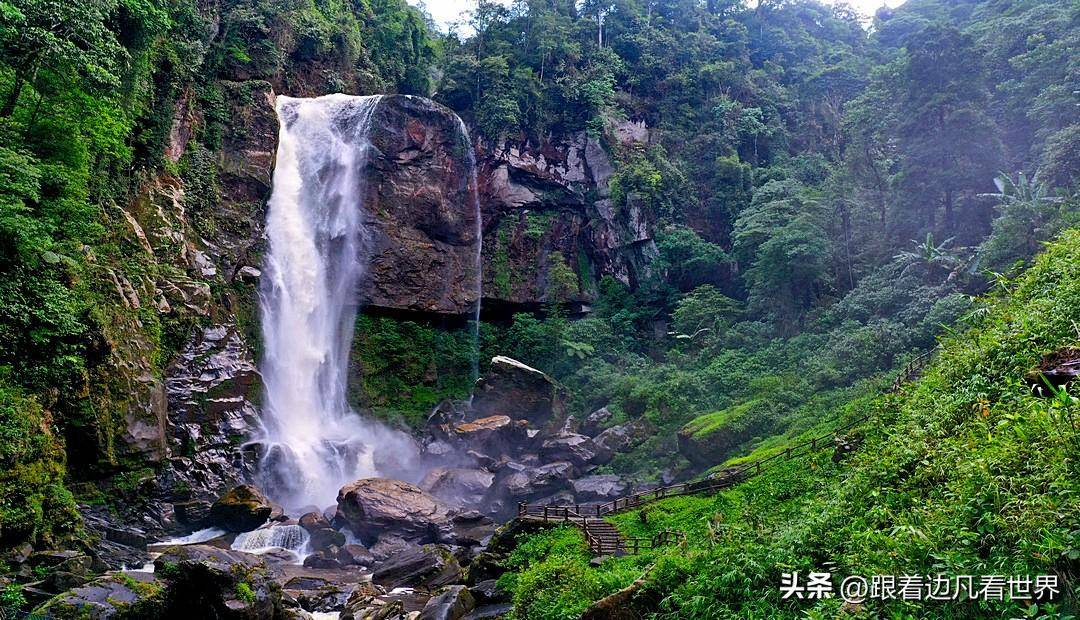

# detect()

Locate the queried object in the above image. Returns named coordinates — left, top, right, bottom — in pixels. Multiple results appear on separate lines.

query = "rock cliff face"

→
left=361, top=95, right=482, bottom=315
left=98, top=87, right=658, bottom=531
left=203, top=91, right=657, bottom=317
left=477, top=125, right=657, bottom=313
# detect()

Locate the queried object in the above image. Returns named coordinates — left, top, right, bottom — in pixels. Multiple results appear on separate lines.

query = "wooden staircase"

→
left=517, top=503, right=685, bottom=556
left=582, top=519, right=625, bottom=555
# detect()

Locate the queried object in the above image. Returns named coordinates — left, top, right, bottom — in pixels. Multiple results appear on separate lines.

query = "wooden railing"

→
left=518, top=346, right=939, bottom=523
left=515, top=502, right=686, bottom=555
left=625, top=530, right=686, bottom=555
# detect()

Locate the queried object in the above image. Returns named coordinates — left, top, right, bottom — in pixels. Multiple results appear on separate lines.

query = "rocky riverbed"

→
left=15, top=357, right=659, bottom=619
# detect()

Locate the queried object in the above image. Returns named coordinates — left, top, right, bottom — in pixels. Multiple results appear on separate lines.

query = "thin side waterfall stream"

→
left=255, top=94, right=483, bottom=512
left=457, top=117, right=484, bottom=383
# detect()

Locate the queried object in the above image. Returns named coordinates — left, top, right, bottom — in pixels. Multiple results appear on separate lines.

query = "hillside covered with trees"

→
left=434, top=0, right=1079, bottom=483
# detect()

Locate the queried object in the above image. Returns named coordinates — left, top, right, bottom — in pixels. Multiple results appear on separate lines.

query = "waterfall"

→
left=256, top=94, right=484, bottom=510
left=456, top=117, right=484, bottom=383
left=257, top=94, right=418, bottom=510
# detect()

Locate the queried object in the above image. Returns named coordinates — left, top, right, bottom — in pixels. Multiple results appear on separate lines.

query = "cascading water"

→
left=231, top=524, right=309, bottom=556
left=257, top=94, right=419, bottom=510
left=256, top=93, right=485, bottom=512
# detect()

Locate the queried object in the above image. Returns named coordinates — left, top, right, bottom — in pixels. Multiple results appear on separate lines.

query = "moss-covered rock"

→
left=209, top=485, right=272, bottom=532
left=676, top=399, right=782, bottom=468
left=0, top=383, right=80, bottom=548
left=36, top=571, right=164, bottom=619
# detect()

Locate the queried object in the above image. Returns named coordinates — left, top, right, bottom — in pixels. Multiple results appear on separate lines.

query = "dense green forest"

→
left=0, top=0, right=1077, bottom=617
left=430, top=0, right=1080, bottom=480
left=497, top=229, right=1080, bottom=617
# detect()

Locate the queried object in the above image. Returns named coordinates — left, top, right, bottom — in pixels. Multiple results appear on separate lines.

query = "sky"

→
left=409, top=0, right=907, bottom=33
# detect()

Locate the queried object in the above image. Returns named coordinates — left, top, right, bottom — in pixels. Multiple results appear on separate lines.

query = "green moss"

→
left=350, top=314, right=478, bottom=426
left=575, top=247, right=595, bottom=297
left=493, top=223, right=513, bottom=299
left=235, top=582, right=255, bottom=604
left=681, top=400, right=758, bottom=440
left=0, top=380, right=80, bottom=548
left=524, top=211, right=554, bottom=240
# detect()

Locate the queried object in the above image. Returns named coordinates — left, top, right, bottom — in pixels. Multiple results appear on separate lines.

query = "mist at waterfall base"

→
left=254, top=94, right=480, bottom=513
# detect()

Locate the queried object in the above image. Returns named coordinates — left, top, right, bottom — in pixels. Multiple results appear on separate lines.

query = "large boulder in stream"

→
left=38, top=545, right=285, bottom=619
left=337, top=478, right=452, bottom=544
left=470, top=356, right=568, bottom=426
left=419, top=585, right=475, bottom=620
left=37, top=571, right=162, bottom=619
left=370, top=545, right=462, bottom=590
left=209, top=484, right=273, bottom=532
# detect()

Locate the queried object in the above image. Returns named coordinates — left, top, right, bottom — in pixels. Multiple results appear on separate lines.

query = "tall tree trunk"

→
left=1, top=78, right=24, bottom=118
left=944, top=189, right=954, bottom=233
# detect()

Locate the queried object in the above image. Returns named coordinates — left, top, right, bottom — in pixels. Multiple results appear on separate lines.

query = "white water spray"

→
left=257, top=94, right=420, bottom=510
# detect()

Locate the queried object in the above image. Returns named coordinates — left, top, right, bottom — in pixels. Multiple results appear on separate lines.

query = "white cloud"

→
left=409, top=0, right=483, bottom=33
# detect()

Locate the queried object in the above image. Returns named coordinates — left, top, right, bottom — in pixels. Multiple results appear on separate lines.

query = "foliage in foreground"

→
left=499, top=229, right=1080, bottom=617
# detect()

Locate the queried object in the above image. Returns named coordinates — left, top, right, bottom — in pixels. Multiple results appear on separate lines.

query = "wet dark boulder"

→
left=419, top=585, right=475, bottom=620
left=470, top=357, right=568, bottom=427
left=371, top=545, right=463, bottom=590
left=298, top=511, right=330, bottom=531
left=209, top=484, right=273, bottom=532
left=302, top=548, right=344, bottom=569
left=298, top=511, right=346, bottom=551
left=420, top=468, right=496, bottom=507
left=173, top=500, right=212, bottom=528
left=337, top=478, right=452, bottom=544
left=500, top=461, right=574, bottom=501
left=369, top=534, right=417, bottom=562
left=593, top=421, right=646, bottom=455
left=450, top=415, right=528, bottom=456
left=571, top=475, right=628, bottom=502
left=339, top=543, right=376, bottom=567
left=540, top=432, right=610, bottom=469
left=280, top=574, right=356, bottom=613
left=469, top=579, right=510, bottom=605
left=155, top=544, right=282, bottom=618
left=581, top=406, right=613, bottom=436
left=36, top=571, right=163, bottom=619
left=445, top=511, right=497, bottom=547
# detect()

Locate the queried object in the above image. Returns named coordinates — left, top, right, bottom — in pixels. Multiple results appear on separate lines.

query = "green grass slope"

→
left=497, top=229, right=1080, bottom=619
